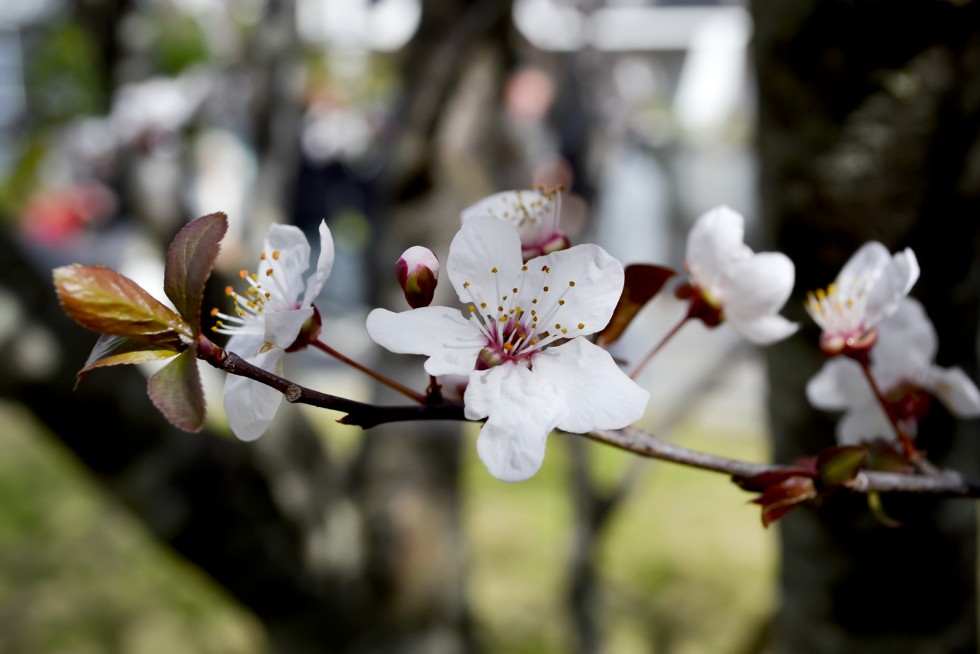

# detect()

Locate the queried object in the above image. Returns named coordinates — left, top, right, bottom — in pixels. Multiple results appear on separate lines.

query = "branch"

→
left=202, top=337, right=980, bottom=498
left=197, top=337, right=466, bottom=428
left=587, top=427, right=980, bottom=498
left=850, top=470, right=980, bottom=497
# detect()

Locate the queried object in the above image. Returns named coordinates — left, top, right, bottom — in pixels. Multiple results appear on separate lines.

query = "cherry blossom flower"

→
left=807, top=298, right=980, bottom=445
left=212, top=220, right=334, bottom=440
left=367, top=216, right=648, bottom=482
left=805, top=241, right=919, bottom=356
left=682, top=205, right=798, bottom=344
left=461, top=188, right=570, bottom=261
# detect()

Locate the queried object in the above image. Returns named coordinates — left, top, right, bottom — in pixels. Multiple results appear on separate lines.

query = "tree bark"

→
left=753, top=2, right=980, bottom=652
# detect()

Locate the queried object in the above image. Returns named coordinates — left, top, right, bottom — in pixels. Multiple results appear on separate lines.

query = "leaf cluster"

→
left=53, top=213, right=227, bottom=432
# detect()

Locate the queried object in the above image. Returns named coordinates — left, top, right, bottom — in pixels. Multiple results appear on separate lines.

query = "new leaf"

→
left=164, top=212, right=228, bottom=333
left=54, top=264, right=192, bottom=342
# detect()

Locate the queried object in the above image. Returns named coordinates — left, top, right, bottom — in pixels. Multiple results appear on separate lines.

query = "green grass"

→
left=0, top=396, right=776, bottom=654
left=0, top=402, right=266, bottom=654
left=463, top=421, right=777, bottom=654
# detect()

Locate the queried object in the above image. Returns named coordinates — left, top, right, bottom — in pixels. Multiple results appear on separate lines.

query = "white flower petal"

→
left=532, top=338, right=648, bottom=432
left=224, top=348, right=286, bottom=441
left=465, top=364, right=567, bottom=482
left=435, top=373, right=469, bottom=403
left=461, top=189, right=558, bottom=244
left=721, top=252, right=795, bottom=320
left=522, top=243, right=625, bottom=337
left=728, top=313, right=800, bottom=345
left=837, top=401, right=895, bottom=445
left=838, top=241, right=891, bottom=282
left=447, top=216, right=525, bottom=306
left=864, top=248, right=919, bottom=328
left=807, top=358, right=870, bottom=410
left=261, top=224, right=312, bottom=306
left=930, top=366, right=980, bottom=417
left=265, top=307, right=313, bottom=349
left=225, top=333, right=265, bottom=357
left=873, top=297, right=935, bottom=370
left=302, top=219, right=335, bottom=306
left=366, top=306, right=484, bottom=376
left=686, top=206, right=752, bottom=291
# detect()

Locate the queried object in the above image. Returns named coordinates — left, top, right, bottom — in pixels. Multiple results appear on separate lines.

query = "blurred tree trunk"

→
left=753, top=2, right=980, bottom=652
left=4, top=1, right=521, bottom=652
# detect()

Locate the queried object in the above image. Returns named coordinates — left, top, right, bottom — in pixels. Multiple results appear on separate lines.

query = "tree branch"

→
left=197, top=337, right=466, bottom=429
left=202, top=335, right=980, bottom=498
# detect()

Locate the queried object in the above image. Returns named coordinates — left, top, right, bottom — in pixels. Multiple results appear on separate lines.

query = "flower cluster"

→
left=808, top=297, right=980, bottom=445
left=55, top=185, right=980, bottom=496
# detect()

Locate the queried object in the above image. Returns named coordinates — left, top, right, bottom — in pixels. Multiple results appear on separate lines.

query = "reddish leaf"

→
left=147, top=347, right=206, bottom=432
left=164, top=212, right=228, bottom=333
left=77, top=334, right=181, bottom=385
left=734, top=464, right=816, bottom=493
left=596, top=264, right=676, bottom=347
left=54, top=264, right=192, bottom=340
left=816, top=445, right=868, bottom=486
left=751, top=476, right=818, bottom=528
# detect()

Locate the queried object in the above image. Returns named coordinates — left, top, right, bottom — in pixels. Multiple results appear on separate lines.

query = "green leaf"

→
left=596, top=264, right=676, bottom=347
left=867, top=491, right=902, bottom=528
left=164, top=212, right=228, bottom=334
left=54, top=264, right=192, bottom=340
left=816, top=445, right=868, bottom=486
left=147, top=347, right=206, bottom=433
left=77, top=334, right=181, bottom=385
left=866, top=439, right=914, bottom=473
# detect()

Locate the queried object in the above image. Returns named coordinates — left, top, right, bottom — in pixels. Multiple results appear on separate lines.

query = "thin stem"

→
left=629, top=313, right=691, bottom=380
left=426, top=375, right=444, bottom=403
left=585, top=427, right=774, bottom=478
left=311, top=339, right=426, bottom=404
left=853, top=355, right=918, bottom=460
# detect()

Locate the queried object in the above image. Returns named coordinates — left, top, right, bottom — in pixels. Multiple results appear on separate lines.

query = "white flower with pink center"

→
left=807, top=298, right=980, bottom=445
left=367, top=216, right=648, bottom=482
left=461, top=188, right=570, bottom=261
left=212, top=220, right=334, bottom=441
left=805, top=241, right=919, bottom=355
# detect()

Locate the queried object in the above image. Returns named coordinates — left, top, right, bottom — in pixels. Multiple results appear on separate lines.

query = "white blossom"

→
left=805, top=241, right=919, bottom=355
left=684, top=205, right=798, bottom=344
left=807, top=298, right=980, bottom=445
left=367, top=216, right=648, bottom=481
left=461, top=189, right=570, bottom=261
left=213, top=221, right=334, bottom=440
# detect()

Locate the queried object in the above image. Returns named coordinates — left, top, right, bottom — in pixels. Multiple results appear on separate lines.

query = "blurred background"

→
left=1, top=1, right=979, bottom=653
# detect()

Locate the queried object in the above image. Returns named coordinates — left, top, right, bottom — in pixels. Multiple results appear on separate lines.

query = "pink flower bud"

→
left=396, top=246, right=440, bottom=308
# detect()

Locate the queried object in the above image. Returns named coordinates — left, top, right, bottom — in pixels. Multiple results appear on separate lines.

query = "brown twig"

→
left=197, top=336, right=465, bottom=429
left=200, top=335, right=980, bottom=497
left=586, top=427, right=980, bottom=497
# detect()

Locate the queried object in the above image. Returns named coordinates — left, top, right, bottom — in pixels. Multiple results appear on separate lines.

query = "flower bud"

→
left=396, top=246, right=440, bottom=308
